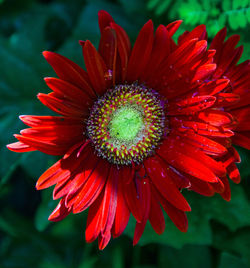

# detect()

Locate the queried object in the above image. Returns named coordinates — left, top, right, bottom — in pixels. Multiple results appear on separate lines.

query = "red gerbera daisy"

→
left=7, top=11, right=249, bottom=249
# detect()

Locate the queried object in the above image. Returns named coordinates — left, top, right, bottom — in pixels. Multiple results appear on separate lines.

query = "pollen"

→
left=87, top=84, right=166, bottom=165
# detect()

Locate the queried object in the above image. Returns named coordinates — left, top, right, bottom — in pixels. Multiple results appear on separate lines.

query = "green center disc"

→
left=109, top=106, right=143, bottom=141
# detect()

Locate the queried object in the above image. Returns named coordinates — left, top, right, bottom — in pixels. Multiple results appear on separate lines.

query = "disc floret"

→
left=87, top=84, right=166, bottom=165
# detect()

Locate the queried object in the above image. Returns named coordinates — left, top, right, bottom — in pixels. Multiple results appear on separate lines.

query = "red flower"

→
left=8, top=11, right=249, bottom=249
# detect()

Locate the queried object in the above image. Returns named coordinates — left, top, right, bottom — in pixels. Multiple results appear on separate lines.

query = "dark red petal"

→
left=112, top=174, right=130, bottom=238
left=171, top=119, right=234, bottom=137
left=14, top=134, right=70, bottom=156
left=199, top=79, right=229, bottom=96
left=133, top=177, right=151, bottom=245
left=227, top=162, right=241, bottom=184
left=19, top=115, right=81, bottom=127
left=168, top=95, right=216, bottom=115
left=98, top=232, right=111, bottom=251
left=70, top=160, right=110, bottom=213
left=178, top=132, right=227, bottom=156
left=121, top=165, right=135, bottom=184
left=158, top=138, right=220, bottom=182
left=83, top=40, right=108, bottom=96
left=155, top=188, right=188, bottom=232
left=217, top=93, right=240, bottom=107
left=20, top=125, right=83, bottom=142
left=44, top=77, right=92, bottom=107
left=98, top=10, right=115, bottom=34
left=178, top=24, right=207, bottom=44
left=98, top=27, right=117, bottom=85
left=188, top=176, right=215, bottom=197
left=232, top=132, right=250, bottom=150
left=123, top=177, right=144, bottom=222
left=192, top=63, right=216, bottom=82
left=98, top=165, right=119, bottom=249
left=85, top=191, right=104, bottom=243
left=48, top=198, right=71, bottom=222
left=38, top=93, right=85, bottom=117
left=166, top=20, right=182, bottom=36
left=220, top=176, right=231, bottom=201
left=36, top=143, right=90, bottom=190
left=231, top=107, right=250, bottom=131
left=126, top=20, right=154, bottom=82
left=210, top=178, right=225, bottom=193
left=149, top=192, right=165, bottom=234
left=198, top=110, right=235, bottom=127
left=210, top=27, right=227, bottom=51
left=54, top=148, right=99, bottom=201
left=145, top=156, right=191, bottom=212
left=142, top=25, right=170, bottom=81
left=43, top=51, right=95, bottom=98
left=110, top=22, right=131, bottom=82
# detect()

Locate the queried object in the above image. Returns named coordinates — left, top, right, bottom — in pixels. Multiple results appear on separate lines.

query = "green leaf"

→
left=222, top=0, right=231, bottom=12
left=218, top=252, right=249, bottom=268
left=34, top=188, right=57, bottom=232
left=158, top=245, right=212, bottom=268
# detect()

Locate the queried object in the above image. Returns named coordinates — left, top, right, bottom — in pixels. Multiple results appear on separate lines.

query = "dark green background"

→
left=0, top=0, right=250, bottom=267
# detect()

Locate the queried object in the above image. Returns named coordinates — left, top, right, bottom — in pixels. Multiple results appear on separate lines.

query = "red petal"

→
left=126, top=20, right=154, bottom=82
left=188, top=176, right=215, bottom=197
left=44, top=77, right=92, bottom=107
left=232, top=132, right=250, bottom=150
left=149, top=192, right=165, bottom=234
left=85, top=191, right=104, bottom=243
left=98, top=27, right=117, bottom=85
left=168, top=95, right=216, bottom=115
left=70, top=160, right=110, bottom=213
left=166, top=20, right=182, bottom=36
left=155, top=188, right=188, bottom=232
left=178, top=132, right=227, bottom=156
left=48, top=198, right=71, bottom=222
left=43, top=51, right=95, bottom=98
left=38, top=93, right=85, bottom=117
left=198, top=110, right=234, bottom=127
left=98, top=10, right=115, bottom=34
left=133, top=177, right=151, bottom=245
left=220, top=176, right=231, bottom=201
left=172, top=119, right=234, bottom=137
left=178, top=25, right=207, bottom=44
left=112, top=175, right=130, bottom=238
left=36, top=143, right=90, bottom=190
left=19, top=115, right=81, bottom=127
left=14, top=134, right=70, bottom=156
left=227, top=162, right=241, bottom=184
left=158, top=138, right=219, bottom=182
left=83, top=40, right=108, bottom=95
left=98, top=165, right=119, bottom=249
left=142, top=25, right=170, bottom=81
left=192, top=63, right=216, bottom=82
left=110, top=22, right=131, bottom=82
left=145, top=156, right=191, bottom=212
left=7, top=141, right=35, bottom=152
left=123, top=176, right=144, bottom=222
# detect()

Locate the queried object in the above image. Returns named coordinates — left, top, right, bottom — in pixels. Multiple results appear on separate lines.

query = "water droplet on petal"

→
left=104, top=69, right=113, bottom=81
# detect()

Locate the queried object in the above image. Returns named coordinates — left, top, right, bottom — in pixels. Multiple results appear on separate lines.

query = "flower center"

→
left=87, top=84, right=166, bottom=165
left=109, top=106, right=143, bottom=142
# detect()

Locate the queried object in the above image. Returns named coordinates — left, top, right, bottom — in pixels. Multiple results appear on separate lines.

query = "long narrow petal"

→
left=126, top=20, right=154, bottom=82
left=145, top=156, right=191, bottom=212
left=43, top=51, right=95, bottom=98
left=83, top=40, right=108, bottom=96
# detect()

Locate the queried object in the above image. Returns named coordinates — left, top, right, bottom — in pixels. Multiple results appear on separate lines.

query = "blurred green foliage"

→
left=148, top=0, right=250, bottom=35
left=0, top=0, right=250, bottom=267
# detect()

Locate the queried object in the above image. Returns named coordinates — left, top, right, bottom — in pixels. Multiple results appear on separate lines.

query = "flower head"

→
left=8, top=10, right=249, bottom=249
